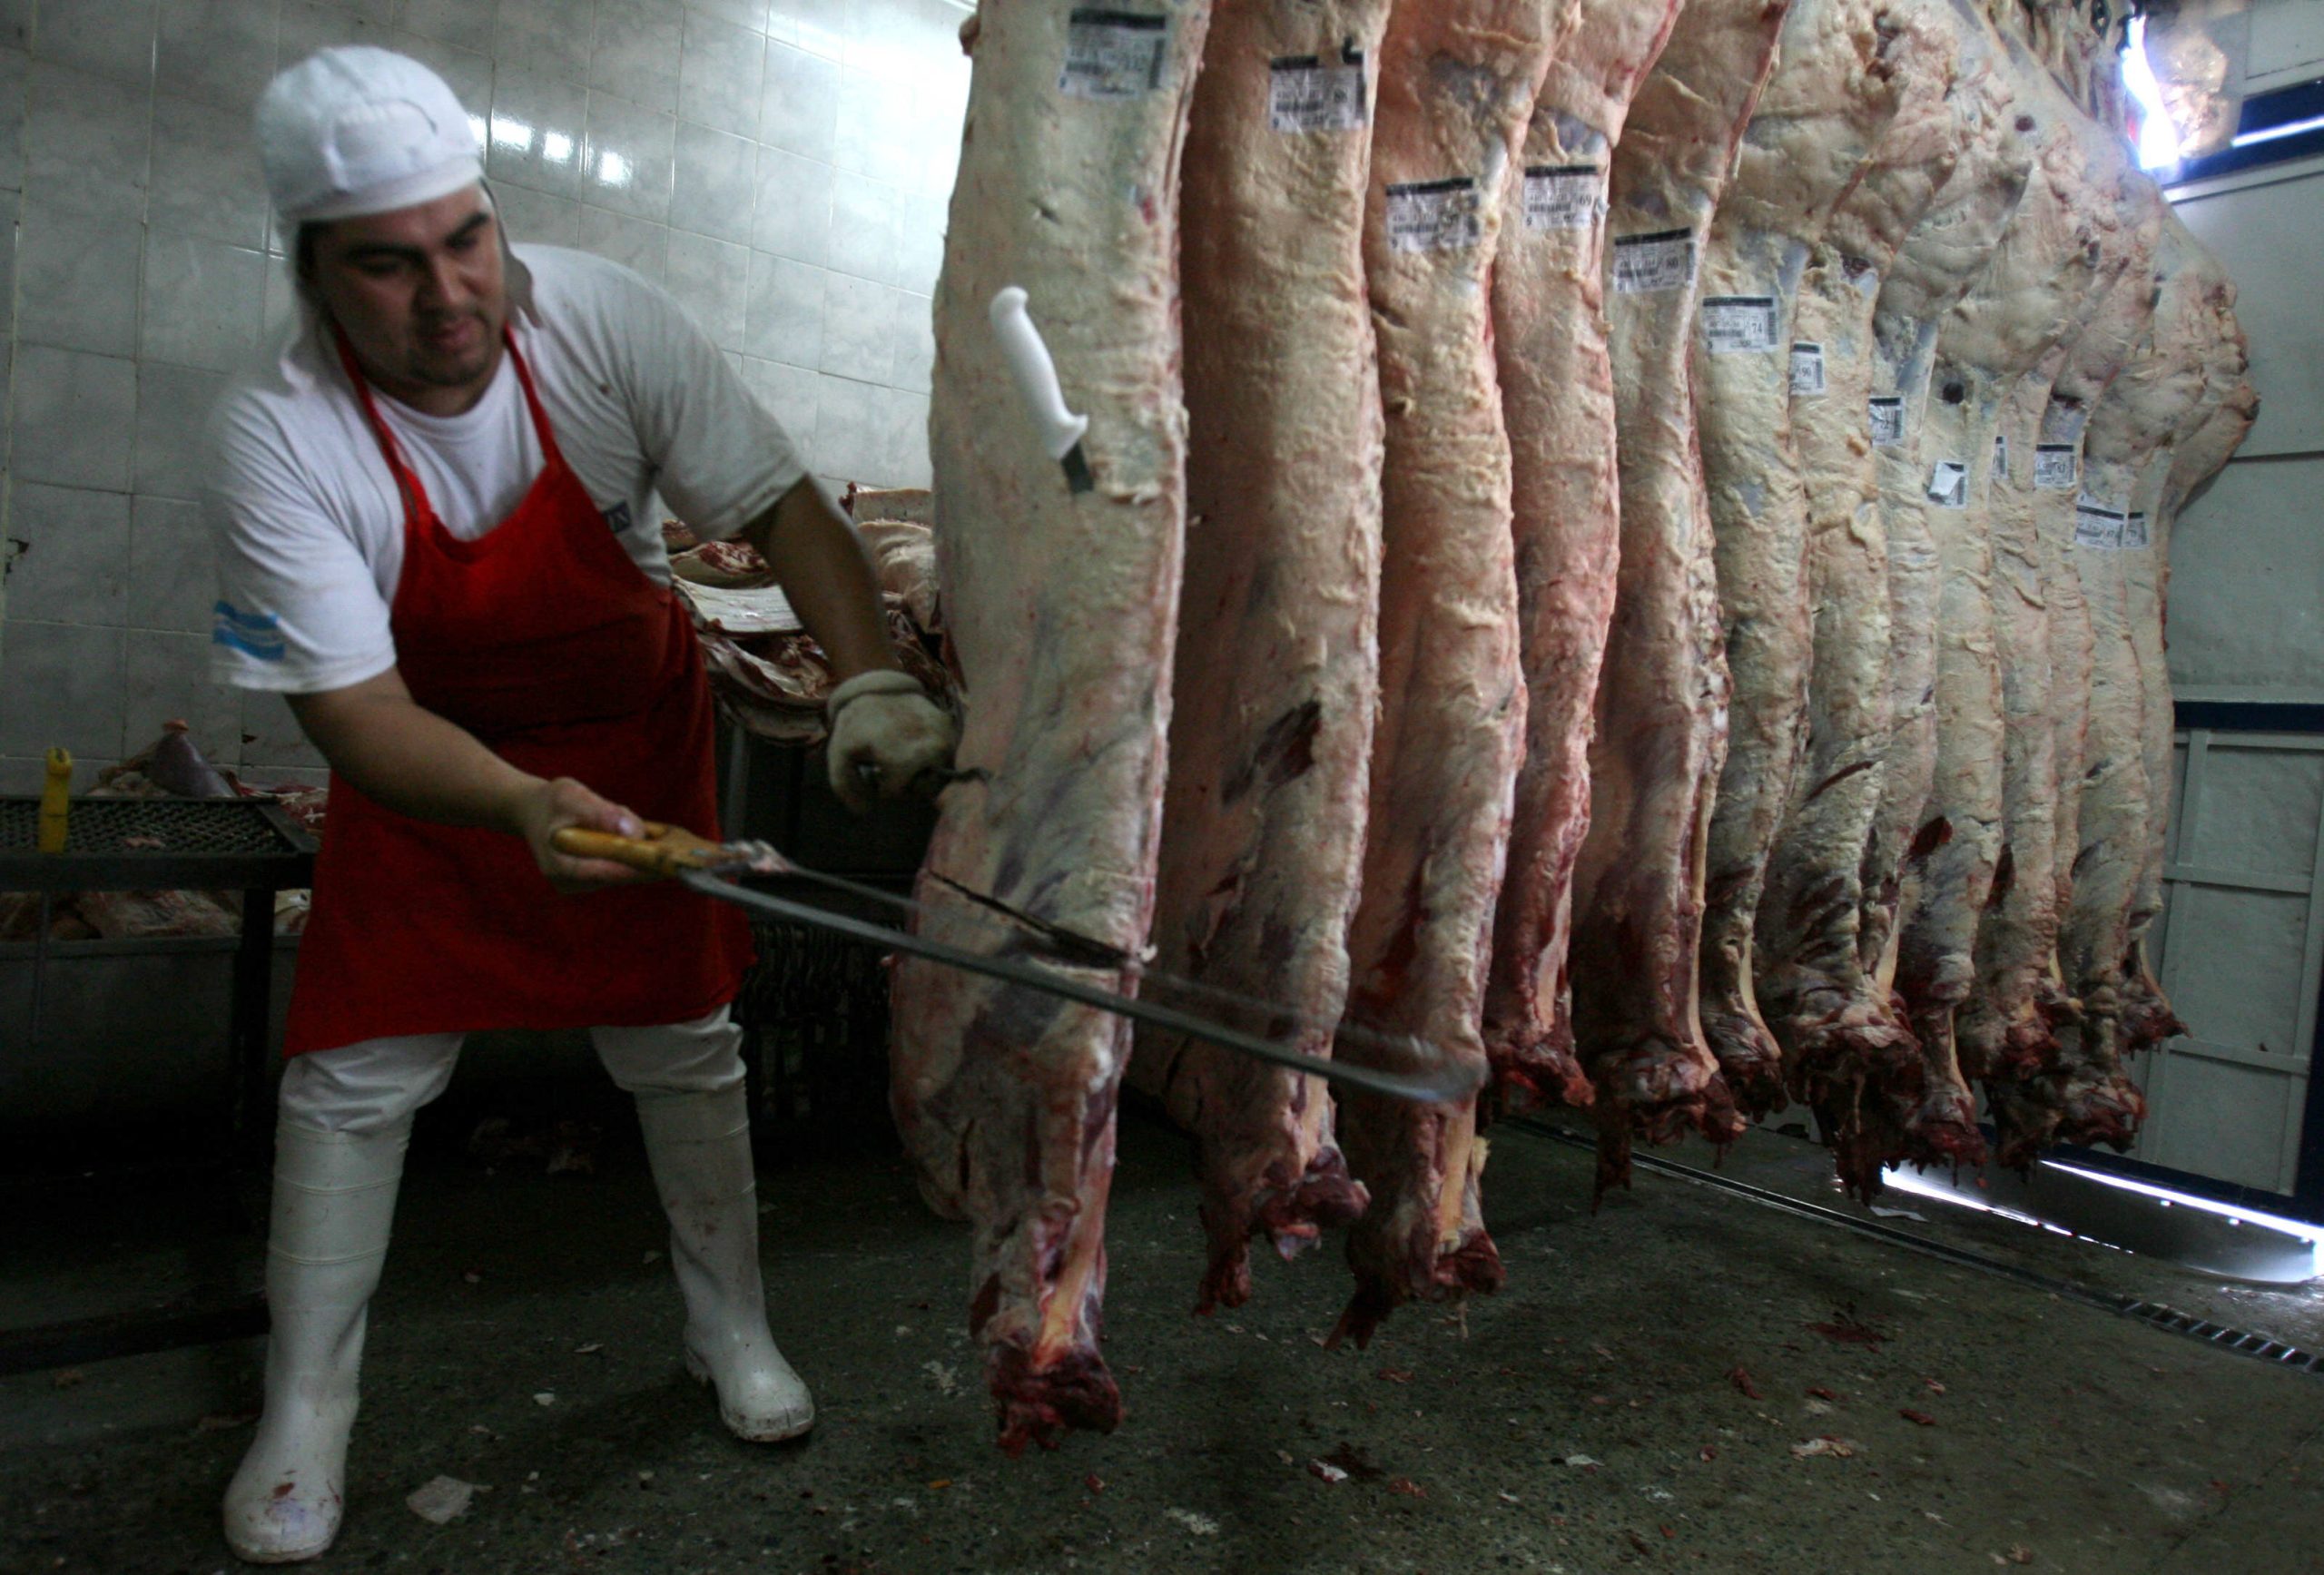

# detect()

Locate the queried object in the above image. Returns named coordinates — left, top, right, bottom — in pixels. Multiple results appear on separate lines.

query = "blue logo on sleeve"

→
left=212, top=602, right=287, bottom=662
left=603, top=500, right=633, bottom=534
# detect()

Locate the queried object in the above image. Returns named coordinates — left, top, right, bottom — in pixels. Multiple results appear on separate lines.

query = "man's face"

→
left=308, top=185, right=507, bottom=410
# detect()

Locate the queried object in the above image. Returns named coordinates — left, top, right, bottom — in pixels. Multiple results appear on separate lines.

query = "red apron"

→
left=281, top=327, right=753, bottom=1056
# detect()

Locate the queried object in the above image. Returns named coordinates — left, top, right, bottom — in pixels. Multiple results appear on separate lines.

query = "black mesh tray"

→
left=0, top=797, right=317, bottom=891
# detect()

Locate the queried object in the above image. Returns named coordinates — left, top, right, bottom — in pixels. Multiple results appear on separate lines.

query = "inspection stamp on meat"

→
left=1521, top=165, right=1603, bottom=232
left=1268, top=51, right=1366, bottom=133
left=1386, top=177, right=1482, bottom=252
left=1059, top=9, right=1168, bottom=100
left=1790, top=342, right=1827, bottom=397
left=1701, top=296, right=1779, bottom=355
left=1612, top=229, right=1697, bottom=294
left=1868, top=396, right=1905, bottom=448
left=2075, top=496, right=2127, bottom=549
left=2035, top=444, right=2078, bottom=489
left=1925, top=460, right=1969, bottom=509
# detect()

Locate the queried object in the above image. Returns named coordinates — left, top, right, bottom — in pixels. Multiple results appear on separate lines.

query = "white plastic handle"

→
left=988, top=286, right=1089, bottom=463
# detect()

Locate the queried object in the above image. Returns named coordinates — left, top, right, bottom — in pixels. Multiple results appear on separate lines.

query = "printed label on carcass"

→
left=1612, top=229, right=1697, bottom=295
left=1869, top=397, right=1905, bottom=448
left=2035, top=444, right=2078, bottom=489
left=1790, top=342, right=1827, bottom=398
left=2122, top=511, right=2150, bottom=550
left=1521, top=164, right=1602, bottom=232
left=2041, top=400, right=2090, bottom=447
left=1993, top=434, right=2010, bottom=482
left=1268, top=50, right=1365, bottom=133
left=1702, top=296, right=1779, bottom=355
left=1059, top=10, right=1168, bottom=100
left=1927, top=460, right=1969, bottom=509
left=2074, top=495, right=2127, bottom=549
left=1384, top=177, right=1482, bottom=252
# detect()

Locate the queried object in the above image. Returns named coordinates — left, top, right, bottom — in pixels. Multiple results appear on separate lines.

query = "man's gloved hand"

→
left=825, top=669, right=960, bottom=812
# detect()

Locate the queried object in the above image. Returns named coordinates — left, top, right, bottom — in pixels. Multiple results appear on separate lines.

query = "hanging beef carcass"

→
left=1567, top=0, right=1795, bottom=1191
left=2045, top=235, right=2222, bottom=1157
left=2120, top=247, right=2251, bottom=1064
left=1330, top=0, right=1579, bottom=1349
left=1876, top=10, right=2131, bottom=1167
left=1854, top=3, right=2031, bottom=1165
left=1969, top=190, right=2167, bottom=1159
left=892, top=0, right=1211, bottom=1452
left=1690, top=0, right=1911, bottom=1117
left=1957, top=87, right=2164, bottom=1110
left=1482, top=0, right=1689, bottom=1117
left=1134, top=0, right=1393, bottom=1315
left=1753, top=0, right=1965, bottom=1193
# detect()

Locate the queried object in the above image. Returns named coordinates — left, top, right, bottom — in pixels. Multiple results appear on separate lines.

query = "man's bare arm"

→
left=288, top=668, right=646, bottom=887
left=740, top=479, right=901, bottom=680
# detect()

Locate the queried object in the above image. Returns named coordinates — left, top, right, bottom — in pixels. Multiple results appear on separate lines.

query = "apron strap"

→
left=329, top=321, right=567, bottom=526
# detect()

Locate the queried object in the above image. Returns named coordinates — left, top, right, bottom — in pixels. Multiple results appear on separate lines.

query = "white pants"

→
left=278, top=1008, right=745, bottom=1137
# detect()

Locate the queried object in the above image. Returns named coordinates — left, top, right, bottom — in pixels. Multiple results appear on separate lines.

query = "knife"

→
left=551, top=823, right=1479, bottom=1107
left=988, top=286, right=1096, bottom=495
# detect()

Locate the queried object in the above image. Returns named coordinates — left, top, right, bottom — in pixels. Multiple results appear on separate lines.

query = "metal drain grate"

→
left=2120, top=1302, right=2324, bottom=1373
left=1512, top=1119, right=2324, bottom=1383
left=0, top=797, right=296, bottom=857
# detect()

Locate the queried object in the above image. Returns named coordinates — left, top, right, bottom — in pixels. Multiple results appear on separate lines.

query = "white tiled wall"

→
left=0, top=0, right=968, bottom=795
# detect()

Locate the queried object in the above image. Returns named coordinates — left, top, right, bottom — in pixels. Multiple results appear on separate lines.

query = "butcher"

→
left=206, top=48, right=955, bottom=1563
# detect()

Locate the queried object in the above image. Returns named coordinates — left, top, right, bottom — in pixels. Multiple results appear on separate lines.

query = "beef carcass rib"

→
left=1754, top=0, right=1966, bottom=1195
left=1484, top=0, right=1689, bottom=1114
left=1134, top=0, right=1394, bottom=1315
left=1691, top=0, right=1910, bottom=1118
left=892, top=0, right=1210, bottom=1452
left=1568, top=0, right=1795, bottom=1190
left=1330, top=0, right=1578, bottom=1347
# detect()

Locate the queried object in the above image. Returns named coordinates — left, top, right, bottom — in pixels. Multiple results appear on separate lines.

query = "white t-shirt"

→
left=205, top=244, right=809, bottom=694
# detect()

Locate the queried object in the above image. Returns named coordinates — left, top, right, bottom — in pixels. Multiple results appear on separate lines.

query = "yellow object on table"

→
left=38, top=747, right=72, bottom=852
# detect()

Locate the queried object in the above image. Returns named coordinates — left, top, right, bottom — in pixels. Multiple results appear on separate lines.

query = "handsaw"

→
left=551, top=823, right=1480, bottom=1106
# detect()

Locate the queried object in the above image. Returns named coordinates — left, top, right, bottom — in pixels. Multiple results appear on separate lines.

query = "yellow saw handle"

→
left=550, top=822, right=728, bottom=878
left=37, top=748, right=72, bottom=853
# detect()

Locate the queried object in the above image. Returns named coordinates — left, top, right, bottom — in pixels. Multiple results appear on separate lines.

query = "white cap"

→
left=257, top=47, right=483, bottom=224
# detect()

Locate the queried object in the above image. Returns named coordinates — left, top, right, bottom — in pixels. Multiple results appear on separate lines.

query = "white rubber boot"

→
left=635, top=1087, right=814, bottom=1442
left=222, top=1117, right=409, bottom=1563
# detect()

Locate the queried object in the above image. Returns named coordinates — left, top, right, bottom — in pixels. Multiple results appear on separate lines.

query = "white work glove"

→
left=825, top=669, right=960, bottom=812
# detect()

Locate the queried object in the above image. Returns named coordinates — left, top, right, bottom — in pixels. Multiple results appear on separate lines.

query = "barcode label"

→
left=1612, top=229, right=1697, bottom=294
left=1702, top=296, right=1779, bottom=355
left=1059, top=10, right=1168, bottom=100
left=1791, top=342, right=1827, bottom=397
left=1927, top=460, right=1969, bottom=509
left=1993, top=434, right=2010, bottom=482
left=1268, top=50, right=1365, bottom=133
left=1869, top=397, right=1905, bottom=448
left=2075, top=495, right=2126, bottom=549
left=2122, top=512, right=2150, bottom=550
left=1521, top=164, right=1602, bottom=231
left=2035, top=445, right=2078, bottom=490
left=1385, top=177, right=1482, bottom=253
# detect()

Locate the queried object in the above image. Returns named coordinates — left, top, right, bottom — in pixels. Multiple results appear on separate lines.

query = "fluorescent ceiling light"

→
left=2124, top=18, right=2185, bottom=171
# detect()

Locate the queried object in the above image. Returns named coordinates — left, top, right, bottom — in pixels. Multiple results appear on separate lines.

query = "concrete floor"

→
left=5, top=1077, right=2322, bottom=1575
